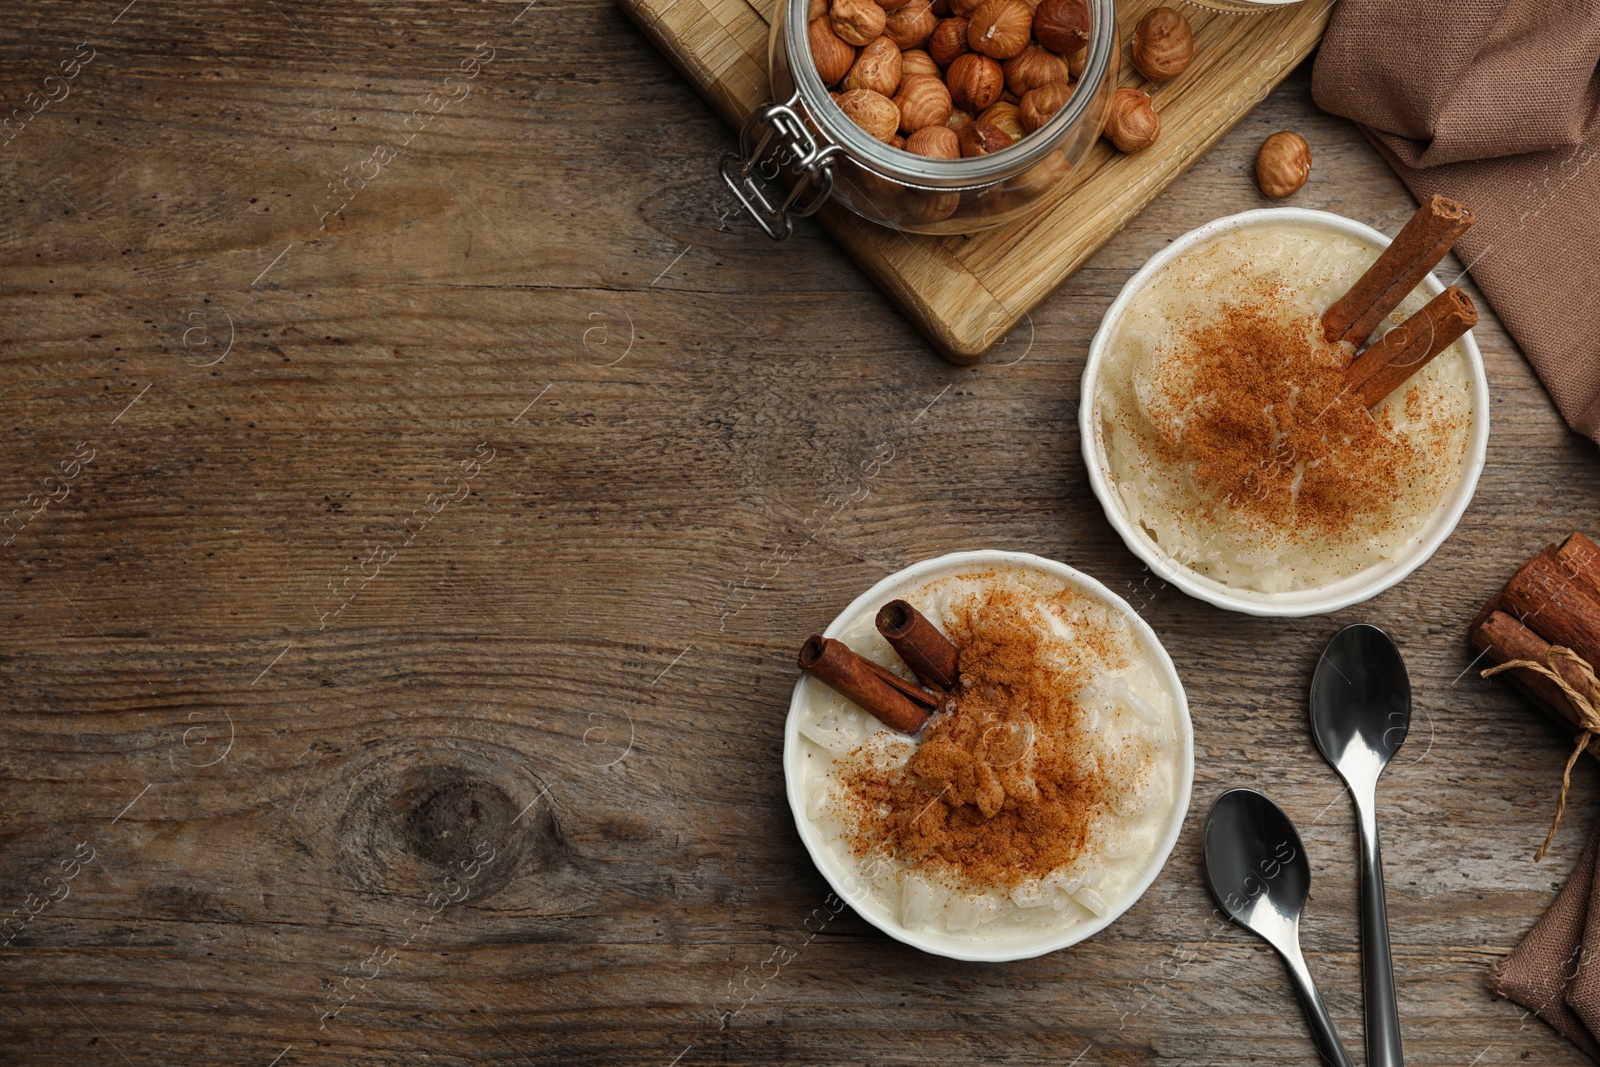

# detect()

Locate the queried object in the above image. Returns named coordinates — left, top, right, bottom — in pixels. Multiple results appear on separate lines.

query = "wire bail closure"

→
left=720, top=92, right=838, bottom=241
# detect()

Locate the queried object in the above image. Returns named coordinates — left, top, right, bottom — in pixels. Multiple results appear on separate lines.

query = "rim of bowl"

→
left=1077, top=207, right=1491, bottom=618
left=1183, top=0, right=1305, bottom=10
left=782, top=550, right=1195, bottom=963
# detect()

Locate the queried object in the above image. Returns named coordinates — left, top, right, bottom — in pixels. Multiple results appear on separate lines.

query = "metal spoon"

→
left=1310, top=622, right=1411, bottom=1067
left=1204, top=789, right=1354, bottom=1067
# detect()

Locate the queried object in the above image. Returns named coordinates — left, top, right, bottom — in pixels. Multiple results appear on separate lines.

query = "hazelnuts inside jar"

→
left=809, top=0, right=1089, bottom=159
left=1019, top=79, right=1069, bottom=133
left=830, top=0, right=886, bottom=47
left=884, top=0, right=939, bottom=50
left=1003, top=45, right=1068, bottom=97
left=958, top=120, right=1014, bottom=158
left=895, top=74, right=954, bottom=132
left=901, top=48, right=941, bottom=77
left=979, top=101, right=1025, bottom=142
left=1032, top=0, right=1088, bottom=58
left=844, top=36, right=904, bottom=96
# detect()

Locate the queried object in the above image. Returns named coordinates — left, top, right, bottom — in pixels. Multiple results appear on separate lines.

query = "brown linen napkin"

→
left=1489, top=818, right=1600, bottom=1061
left=1311, top=2, right=1600, bottom=446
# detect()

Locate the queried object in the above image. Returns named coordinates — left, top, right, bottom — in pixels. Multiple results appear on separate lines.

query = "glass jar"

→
left=722, top=0, right=1118, bottom=238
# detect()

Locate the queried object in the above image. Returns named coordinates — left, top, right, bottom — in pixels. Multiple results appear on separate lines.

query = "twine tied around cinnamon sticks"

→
left=1484, top=647, right=1600, bottom=862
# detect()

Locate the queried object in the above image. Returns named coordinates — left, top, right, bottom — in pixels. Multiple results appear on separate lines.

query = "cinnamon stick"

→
left=860, top=656, right=940, bottom=710
left=875, top=600, right=960, bottom=690
left=798, top=635, right=931, bottom=734
left=1472, top=610, right=1600, bottom=758
left=1470, top=543, right=1559, bottom=639
left=1323, top=194, right=1476, bottom=348
left=1343, top=286, right=1477, bottom=408
left=1555, top=531, right=1600, bottom=599
left=1471, top=534, right=1600, bottom=638
left=1499, top=551, right=1600, bottom=670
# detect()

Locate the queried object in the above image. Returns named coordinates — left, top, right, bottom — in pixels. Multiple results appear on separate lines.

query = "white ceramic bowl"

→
left=1078, top=207, right=1490, bottom=618
left=1182, top=0, right=1303, bottom=12
left=783, top=550, right=1194, bottom=962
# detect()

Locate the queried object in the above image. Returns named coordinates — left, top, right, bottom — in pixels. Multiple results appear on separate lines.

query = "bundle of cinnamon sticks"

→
left=1327, top=194, right=1480, bottom=408
left=1472, top=532, right=1600, bottom=857
left=797, top=600, right=960, bottom=734
left=1472, top=533, right=1600, bottom=734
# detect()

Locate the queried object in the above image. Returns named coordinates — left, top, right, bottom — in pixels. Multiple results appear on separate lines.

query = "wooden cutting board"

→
left=619, top=0, right=1333, bottom=362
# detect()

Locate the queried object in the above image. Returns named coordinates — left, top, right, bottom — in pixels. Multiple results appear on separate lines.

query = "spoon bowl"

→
left=1311, top=623, right=1412, bottom=784
left=1203, top=788, right=1310, bottom=952
left=1204, top=789, right=1354, bottom=1067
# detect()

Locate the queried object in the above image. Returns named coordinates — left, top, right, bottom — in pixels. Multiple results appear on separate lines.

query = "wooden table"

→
left=2, top=2, right=1597, bottom=1064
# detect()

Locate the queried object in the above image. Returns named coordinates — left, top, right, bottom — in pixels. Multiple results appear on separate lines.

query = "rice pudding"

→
left=1093, top=222, right=1474, bottom=594
left=793, top=563, right=1186, bottom=941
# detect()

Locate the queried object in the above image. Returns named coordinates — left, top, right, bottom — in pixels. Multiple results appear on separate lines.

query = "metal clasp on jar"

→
left=720, top=91, right=839, bottom=241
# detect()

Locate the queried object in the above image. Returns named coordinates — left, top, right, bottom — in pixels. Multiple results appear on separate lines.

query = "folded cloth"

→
left=1489, top=818, right=1600, bottom=1061
left=1312, top=1, right=1600, bottom=446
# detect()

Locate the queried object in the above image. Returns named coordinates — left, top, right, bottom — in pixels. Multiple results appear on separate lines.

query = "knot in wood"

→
left=400, top=777, right=513, bottom=869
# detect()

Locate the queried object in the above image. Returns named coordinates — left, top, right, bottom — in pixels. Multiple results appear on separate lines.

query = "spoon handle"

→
left=1359, top=802, right=1404, bottom=1067
left=1281, top=942, right=1356, bottom=1067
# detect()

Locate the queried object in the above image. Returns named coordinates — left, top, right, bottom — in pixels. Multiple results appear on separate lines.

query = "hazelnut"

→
left=947, top=108, right=973, bottom=130
left=883, top=0, right=938, bottom=48
left=1002, top=43, right=1067, bottom=96
left=1019, top=80, right=1070, bottom=132
left=957, top=119, right=1014, bottom=157
left=966, top=184, right=1008, bottom=217
left=905, top=187, right=961, bottom=223
left=1032, top=0, right=1087, bottom=56
left=906, top=124, right=960, bottom=158
left=809, top=17, right=858, bottom=86
left=1103, top=86, right=1158, bottom=152
left=1004, top=149, right=1071, bottom=204
left=1255, top=130, right=1311, bottom=198
left=930, top=0, right=951, bottom=12
left=809, top=0, right=828, bottom=18
left=873, top=0, right=914, bottom=11
left=979, top=101, right=1025, bottom=142
left=967, top=0, right=1032, bottom=59
left=948, top=0, right=985, bottom=15
left=1065, top=43, right=1086, bottom=78
left=945, top=52, right=1003, bottom=111
left=830, top=0, right=887, bottom=47
left=851, top=159, right=901, bottom=200
left=927, top=17, right=971, bottom=67
left=844, top=36, right=903, bottom=95
left=837, top=87, right=901, bottom=141
left=895, top=73, right=954, bottom=132
left=1131, top=6, right=1192, bottom=82
left=900, top=48, right=940, bottom=77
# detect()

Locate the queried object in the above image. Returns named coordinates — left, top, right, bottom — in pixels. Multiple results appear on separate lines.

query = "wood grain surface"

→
left=1, top=1, right=1597, bottom=1065
left=620, top=0, right=1332, bottom=362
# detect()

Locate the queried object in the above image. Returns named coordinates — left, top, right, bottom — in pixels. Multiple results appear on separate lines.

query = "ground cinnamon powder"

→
left=837, top=580, right=1126, bottom=893
left=1142, top=277, right=1453, bottom=540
